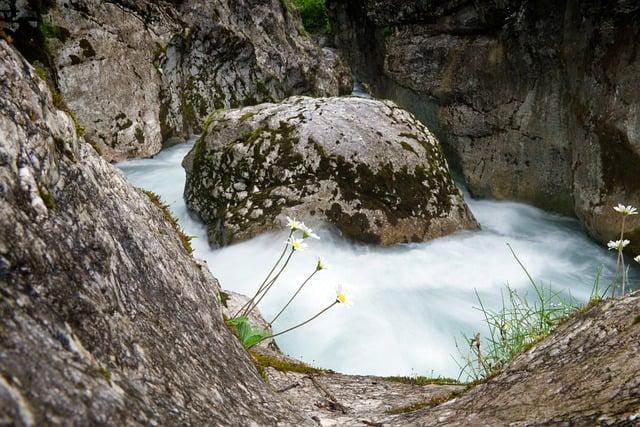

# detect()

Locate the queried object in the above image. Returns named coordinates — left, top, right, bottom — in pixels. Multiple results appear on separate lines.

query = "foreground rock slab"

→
left=393, top=294, right=640, bottom=426
left=0, top=40, right=307, bottom=425
left=184, top=96, right=478, bottom=246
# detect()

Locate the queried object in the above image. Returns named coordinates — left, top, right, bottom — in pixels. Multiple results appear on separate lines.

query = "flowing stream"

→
left=117, top=138, right=637, bottom=379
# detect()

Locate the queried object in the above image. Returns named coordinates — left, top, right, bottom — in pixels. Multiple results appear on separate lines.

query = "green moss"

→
left=134, top=127, right=145, bottom=145
left=38, top=185, right=56, bottom=209
left=0, top=27, right=13, bottom=44
left=399, top=140, right=417, bottom=155
left=142, top=190, right=194, bottom=255
left=38, top=21, right=70, bottom=42
left=95, top=366, right=111, bottom=382
left=68, top=111, right=86, bottom=137
left=219, top=291, right=230, bottom=308
left=250, top=351, right=327, bottom=380
left=240, top=112, right=256, bottom=122
left=383, top=376, right=461, bottom=386
left=33, top=65, right=48, bottom=82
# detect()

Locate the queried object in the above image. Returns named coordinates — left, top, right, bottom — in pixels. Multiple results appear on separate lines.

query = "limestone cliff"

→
left=328, top=0, right=640, bottom=253
left=0, top=0, right=352, bottom=161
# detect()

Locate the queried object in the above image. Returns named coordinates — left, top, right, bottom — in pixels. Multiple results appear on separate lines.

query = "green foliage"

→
left=142, top=190, right=194, bottom=255
left=68, top=110, right=86, bottom=137
left=292, top=0, right=330, bottom=34
left=226, top=316, right=269, bottom=349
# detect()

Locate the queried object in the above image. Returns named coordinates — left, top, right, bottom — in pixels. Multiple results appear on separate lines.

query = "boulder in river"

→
left=183, top=96, right=479, bottom=246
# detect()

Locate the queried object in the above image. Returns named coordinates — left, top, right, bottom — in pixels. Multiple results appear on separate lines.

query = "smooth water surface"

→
left=117, top=140, right=636, bottom=379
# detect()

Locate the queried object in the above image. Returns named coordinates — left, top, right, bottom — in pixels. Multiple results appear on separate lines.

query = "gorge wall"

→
left=328, top=0, right=640, bottom=252
left=0, top=0, right=352, bottom=161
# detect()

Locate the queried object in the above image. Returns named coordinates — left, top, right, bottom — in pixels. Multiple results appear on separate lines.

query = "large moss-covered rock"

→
left=0, top=40, right=308, bottom=425
left=1, top=0, right=352, bottom=161
left=328, top=0, right=640, bottom=253
left=183, top=96, right=478, bottom=246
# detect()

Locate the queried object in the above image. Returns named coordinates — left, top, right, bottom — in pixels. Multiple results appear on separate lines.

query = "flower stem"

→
left=243, top=248, right=295, bottom=317
left=233, top=230, right=292, bottom=319
left=270, top=269, right=318, bottom=325
left=249, top=301, right=338, bottom=348
left=613, top=216, right=627, bottom=298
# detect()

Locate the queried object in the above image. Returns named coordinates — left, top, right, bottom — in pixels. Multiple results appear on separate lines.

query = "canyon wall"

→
left=328, top=0, right=640, bottom=252
left=0, top=0, right=351, bottom=161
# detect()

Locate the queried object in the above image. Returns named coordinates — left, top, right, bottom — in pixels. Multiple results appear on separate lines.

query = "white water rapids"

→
left=117, top=138, right=637, bottom=379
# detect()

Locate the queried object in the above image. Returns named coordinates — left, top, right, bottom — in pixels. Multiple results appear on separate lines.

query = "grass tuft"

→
left=142, top=190, right=194, bottom=255
left=250, top=351, right=326, bottom=380
left=455, top=244, right=606, bottom=382
left=382, top=376, right=460, bottom=386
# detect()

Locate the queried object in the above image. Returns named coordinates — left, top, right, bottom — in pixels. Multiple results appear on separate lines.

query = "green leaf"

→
left=226, top=316, right=248, bottom=327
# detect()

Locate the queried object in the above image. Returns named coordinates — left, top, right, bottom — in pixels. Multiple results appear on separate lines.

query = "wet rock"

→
left=0, top=40, right=308, bottom=425
left=328, top=0, right=640, bottom=253
left=183, top=96, right=478, bottom=246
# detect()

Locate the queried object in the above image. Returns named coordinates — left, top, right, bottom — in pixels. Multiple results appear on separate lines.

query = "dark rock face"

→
left=0, top=40, right=307, bottom=425
left=183, top=96, right=478, bottom=246
left=0, top=0, right=352, bottom=161
left=328, top=0, right=640, bottom=252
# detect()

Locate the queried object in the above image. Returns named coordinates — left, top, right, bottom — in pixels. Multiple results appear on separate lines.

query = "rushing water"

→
left=117, top=139, right=637, bottom=379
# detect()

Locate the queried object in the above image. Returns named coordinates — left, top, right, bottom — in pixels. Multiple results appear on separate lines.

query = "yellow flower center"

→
left=337, top=293, right=346, bottom=304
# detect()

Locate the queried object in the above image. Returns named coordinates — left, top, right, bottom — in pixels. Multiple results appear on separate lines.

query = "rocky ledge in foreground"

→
left=0, top=39, right=305, bottom=425
left=183, top=96, right=478, bottom=246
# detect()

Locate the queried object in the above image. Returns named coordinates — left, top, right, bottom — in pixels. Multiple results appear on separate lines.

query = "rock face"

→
left=328, top=0, right=640, bottom=253
left=160, top=0, right=354, bottom=144
left=183, top=96, right=478, bottom=246
left=392, top=293, right=640, bottom=426
left=0, top=40, right=307, bottom=425
left=0, top=0, right=352, bottom=161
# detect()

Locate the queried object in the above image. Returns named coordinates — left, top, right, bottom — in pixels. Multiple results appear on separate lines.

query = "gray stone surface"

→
left=328, top=0, right=640, bottom=253
left=183, top=96, right=478, bottom=246
left=393, top=293, right=640, bottom=426
left=1, top=0, right=352, bottom=161
left=0, top=39, right=309, bottom=426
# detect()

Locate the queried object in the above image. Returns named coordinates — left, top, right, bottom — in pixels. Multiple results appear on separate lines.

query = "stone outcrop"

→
left=328, top=0, right=640, bottom=253
left=391, top=293, right=640, bottom=426
left=183, top=96, right=478, bottom=246
left=0, top=39, right=307, bottom=425
left=0, top=0, right=352, bottom=161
